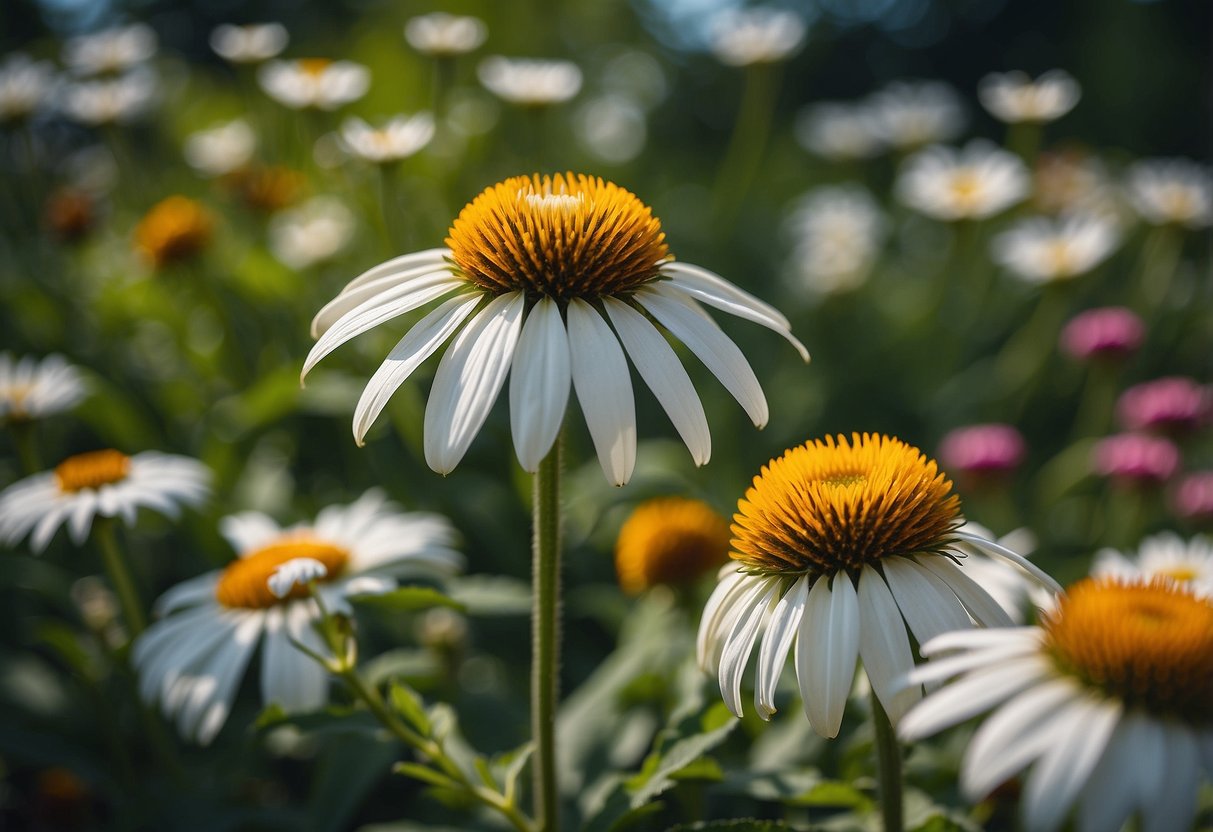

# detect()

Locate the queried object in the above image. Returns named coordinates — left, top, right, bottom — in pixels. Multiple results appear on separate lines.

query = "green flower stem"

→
left=996, top=283, right=1072, bottom=413
left=870, top=690, right=904, bottom=832
left=532, top=437, right=563, bottom=832
left=376, top=162, right=403, bottom=253
left=431, top=56, right=456, bottom=122
left=1006, top=121, right=1041, bottom=165
left=1071, top=361, right=1119, bottom=439
left=95, top=518, right=146, bottom=638
left=711, top=62, right=780, bottom=230
left=8, top=419, right=41, bottom=474
left=1138, top=224, right=1182, bottom=314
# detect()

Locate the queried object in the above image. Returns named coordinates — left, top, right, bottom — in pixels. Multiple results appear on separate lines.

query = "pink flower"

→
left=1059, top=306, right=1144, bottom=361
left=1172, top=471, right=1213, bottom=524
left=938, top=423, right=1026, bottom=477
left=1091, top=433, right=1180, bottom=485
left=1116, top=376, right=1210, bottom=433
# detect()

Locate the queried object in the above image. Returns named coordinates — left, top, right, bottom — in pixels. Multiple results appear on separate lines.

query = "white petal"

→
left=566, top=299, right=636, bottom=486
left=899, top=655, right=1050, bottom=741
left=702, top=573, right=770, bottom=673
left=603, top=297, right=711, bottom=467
left=856, top=565, right=919, bottom=724
left=755, top=575, right=807, bottom=719
left=1077, top=712, right=1151, bottom=832
left=954, top=530, right=1064, bottom=596
left=697, top=570, right=749, bottom=669
left=311, top=262, right=454, bottom=338
left=1022, top=696, right=1121, bottom=832
left=508, top=297, right=571, bottom=472
left=906, top=638, right=1040, bottom=686
left=718, top=578, right=780, bottom=717
left=634, top=285, right=768, bottom=427
left=919, top=626, right=1040, bottom=657
left=268, top=558, right=328, bottom=598
left=660, top=263, right=810, bottom=361
left=797, top=573, right=859, bottom=739
left=220, top=512, right=282, bottom=555
left=423, top=292, right=526, bottom=475
left=916, top=555, right=1015, bottom=628
left=1141, top=720, right=1201, bottom=832
left=153, top=573, right=220, bottom=616
left=311, top=249, right=450, bottom=335
left=353, top=293, right=482, bottom=445
left=191, top=613, right=264, bottom=744
left=283, top=600, right=330, bottom=710
left=881, top=557, right=973, bottom=646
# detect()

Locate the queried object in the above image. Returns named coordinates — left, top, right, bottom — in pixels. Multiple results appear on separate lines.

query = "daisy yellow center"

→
left=615, top=497, right=731, bottom=595
left=134, top=195, right=214, bottom=268
left=446, top=173, right=669, bottom=302
left=215, top=537, right=350, bottom=609
left=1044, top=578, right=1213, bottom=723
left=298, top=58, right=332, bottom=77
left=730, top=433, right=962, bottom=575
left=949, top=171, right=983, bottom=206
left=55, top=449, right=131, bottom=493
left=1161, top=566, right=1199, bottom=582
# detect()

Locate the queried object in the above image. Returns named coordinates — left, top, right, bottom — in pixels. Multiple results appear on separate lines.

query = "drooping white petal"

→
left=634, top=285, right=768, bottom=428
left=918, top=626, right=1040, bottom=657
left=153, top=572, right=220, bottom=616
left=797, top=573, right=859, bottom=738
left=603, top=297, right=711, bottom=467
left=899, top=655, right=1050, bottom=741
left=1022, top=696, right=1121, bottom=832
left=881, top=557, right=973, bottom=646
left=1077, top=713, right=1149, bottom=832
left=191, top=613, right=264, bottom=745
left=856, top=565, right=919, bottom=724
left=509, top=297, right=571, bottom=472
left=954, top=530, right=1064, bottom=596
left=268, top=558, right=329, bottom=598
left=660, top=263, right=810, bottom=362
left=719, top=578, right=780, bottom=717
left=916, top=555, right=1015, bottom=628
left=697, top=570, right=749, bottom=668
left=566, top=299, right=636, bottom=486
left=755, top=575, right=808, bottom=719
left=312, top=249, right=450, bottom=333
left=310, top=262, right=454, bottom=338
left=352, top=293, right=482, bottom=445
left=423, top=292, right=526, bottom=475
left=906, top=638, right=1040, bottom=687
left=1141, top=721, right=1201, bottom=832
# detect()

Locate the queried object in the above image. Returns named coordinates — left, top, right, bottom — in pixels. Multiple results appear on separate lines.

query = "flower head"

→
left=269, top=196, right=354, bottom=269
left=303, top=172, right=807, bottom=485
left=184, top=119, right=256, bottom=178
left=978, top=70, right=1080, bottom=124
left=340, top=114, right=435, bottom=164
left=210, top=23, right=289, bottom=65
left=615, top=497, right=730, bottom=594
left=901, top=577, right=1213, bottom=832
left=132, top=490, right=462, bottom=744
left=44, top=188, right=99, bottom=243
left=794, top=102, right=883, bottom=161
left=63, top=24, right=157, bottom=77
left=1091, top=433, right=1180, bottom=485
left=1172, top=471, right=1213, bottom=526
left=1033, top=150, right=1116, bottom=215
left=1059, top=306, right=1144, bottom=362
left=478, top=57, right=582, bottom=107
left=405, top=13, right=487, bottom=57
left=134, top=196, right=214, bottom=269
left=784, top=184, right=886, bottom=295
left=59, top=69, right=157, bottom=125
left=0, top=450, right=210, bottom=552
left=227, top=165, right=306, bottom=214
left=866, top=80, right=964, bottom=149
left=0, top=353, right=88, bottom=423
left=0, top=54, right=56, bottom=123
left=938, top=423, right=1025, bottom=479
left=991, top=212, right=1121, bottom=283
left=258, top=59, right=369, bottom=111
left=1125, top=158, right=1212, bottom=229
left=698, top=433, right=1059, bottom=736
left=896, top=140, right=1029, bottom=221
left=1094, top=533, right=1213, bottom=596
left=707, top=7, right=807, bottom=66
left=1117, top=376, right=1210, bottom=434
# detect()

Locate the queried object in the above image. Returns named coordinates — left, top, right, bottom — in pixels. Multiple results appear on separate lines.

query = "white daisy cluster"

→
left=184, top=119, right=256, bottom=177
left=405, top=13, right=487, bottom=57
left=707, top=7, right=808, bottom=66
left=0, top=54, right=56, bottom=123
left=268, top=196, right=355, bottom=269
left=58, top=68, right=158, bottom=125
left=796, top=80, right=965, bottom=159
left=991, top=212, right=1122, bottom=283
left=340, top=114, right=435, bottom=164
left=978, top=70, right=1081, bottom=124
left=784, top=185, right=887, bottom=295
left=1093, top=532, right=1213, bottom=595
left=63, top=24, right=157, bottom=77
left=896, top=139, right=1029, bottom=221
left=258, top=59, right=370, bottom=111
left=477, top=57, right=582, bottom=107
left=210, top=23, right=289, bottom=65
left=794, top=102, right=882, bottom=161
left=0, top=353, right=88, bottom=423
left=1125, top=158, right=1213, bottom=228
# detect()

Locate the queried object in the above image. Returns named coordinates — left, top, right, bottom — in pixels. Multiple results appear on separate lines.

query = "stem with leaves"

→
left=531, top=439, right=563, bottom=832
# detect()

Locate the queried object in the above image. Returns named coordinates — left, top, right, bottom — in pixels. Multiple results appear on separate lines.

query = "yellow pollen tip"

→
left=446, top=172, right=669, bottom=301
left=1045, top=578, right=1213, bottom=723
left=298, top=58, right=333, bottom=77
left=615, top=497, right=731, bottom=595
left=215, top=536, right=350, bottom=609
left=134, top=195, right=214, bottom=269
left=55, top=449, right=132, bottom=493
left=730, top=433, right=962, bottom=576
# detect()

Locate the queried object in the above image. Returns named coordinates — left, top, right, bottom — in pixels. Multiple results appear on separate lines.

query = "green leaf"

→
left=308, top=733, right=400, bottom=832
left=388, top=681, right=431, bottom=734
left=393, top=762, right=454, bottom=788
left=446, top=575, right=532, bottom=615
left=795, top=780, right=874, bottom=811
left=716, top=769, right=824, bottom=804
left=350, top=585, right=465, bottom=613
left=627, top=702, right=738, bottom=808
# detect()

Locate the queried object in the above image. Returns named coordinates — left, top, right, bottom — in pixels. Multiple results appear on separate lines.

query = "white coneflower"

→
left=0, top=353, right=88, bottom=423
left=1125, top=158, right=1213, bottom=229
left=896, top=140, right=1030, bottom=221
left=63, top=24, right=157, bottom=77
left=978, top=70, right=1081, bottom=124
left=697, top=433, right=1059, bottom=736
left=0, top=54, right=56, bottom=123
left=258, top=59, right=370, bottom=111
left=1093, top=532, right=1213, bottom=596
left=794, top=102, right=883, bottom=162
left=477, top=57, right=582, bottom=107
left=339, top=114, right=435, bottom=164
left=900, top=577, right=1213, bottom=832
left=183, top=119, right=256, bottom=177
left=132, top=490, right=463, bottom=744
left=268, top=196, right=355, bottom=269
left=0, top=450, right=210, bottom=552
left=404, top=13, right=487, bottom=57
left=992, top=212, right=1121, bottom=284
left=866, top=80, right=965, bottom=150
left=209, top=23, right=289, bottom=65
left=302, top=172, right=807, bottom=485
left=784, top=184, right=886, bottom=295
left=58, top=69, right=157, bottom=126
left=707, top=7, right=807, bottom=66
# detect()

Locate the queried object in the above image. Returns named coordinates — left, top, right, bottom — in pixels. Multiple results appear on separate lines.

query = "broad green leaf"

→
left=388, top=681, right=431, bottom=734
left=350, top=585, right=465, bottom=613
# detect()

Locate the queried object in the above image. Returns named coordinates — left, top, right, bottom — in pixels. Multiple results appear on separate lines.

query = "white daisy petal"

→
left=881, top=557, right=973, bottom=646
left=192, top=613, right=264, bottom=745
left=697, top=569, right=749, bottom=668
left=856, top=565, right=919, bottom=724
left=1142, top=721, right=1201, bottom=832
left=267, top=558, right=329, bottom=598
left=916, top=555, right=1015, bottom=628
left=955, top=530, right=1064, bottom=596
left=718, top=578, right=780, bottom=717
left=1022, top=696, right=1121, bottom=832
left=153, top=572, right=220, bottom=616
left=508, top=297, right=571, bottom=472
left=566, top=299, right=636, bottom=486
left=918, top=626, right=1040, bottom=657
left=220, top=512, right=282, bottom=555
left=1077, top=712, right=1151, bottom=832
left=899, top=655, right=1050, bottom=741
left=755, top=575, right=808, bottom=719
left=634, top=285, right=768, bottom=428
left=797, top=573, right=859, bottom=738
left=603, top=297, right=711, bottom=467
left=423, top=292, right=526, bottom=475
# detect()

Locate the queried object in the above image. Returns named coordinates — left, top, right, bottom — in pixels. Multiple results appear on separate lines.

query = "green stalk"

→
left=95, top=519, right=146, bottom=637
left=1138, top=225, right=1182, bottom=314
left=870, top=690, right=904, bottom=832
left=1006, top=121, right=1041, bottom=166
left=711, top=62, right=780, bottom=230
left=531, top=438, right=563, bottom=832
left=8, top=419, right=41, bottom=474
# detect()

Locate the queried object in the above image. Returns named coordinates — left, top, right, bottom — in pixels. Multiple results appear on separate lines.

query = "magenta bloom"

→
left=1172, top=471, right=1213, bottom=524
left=1116, top=376, right=1210, bottom=433
left=1091, top=433, right=1180, bottom=485
left=938, top=423, right=1025, bottom=477
left=1059, top=307, right=1144, bottom=361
